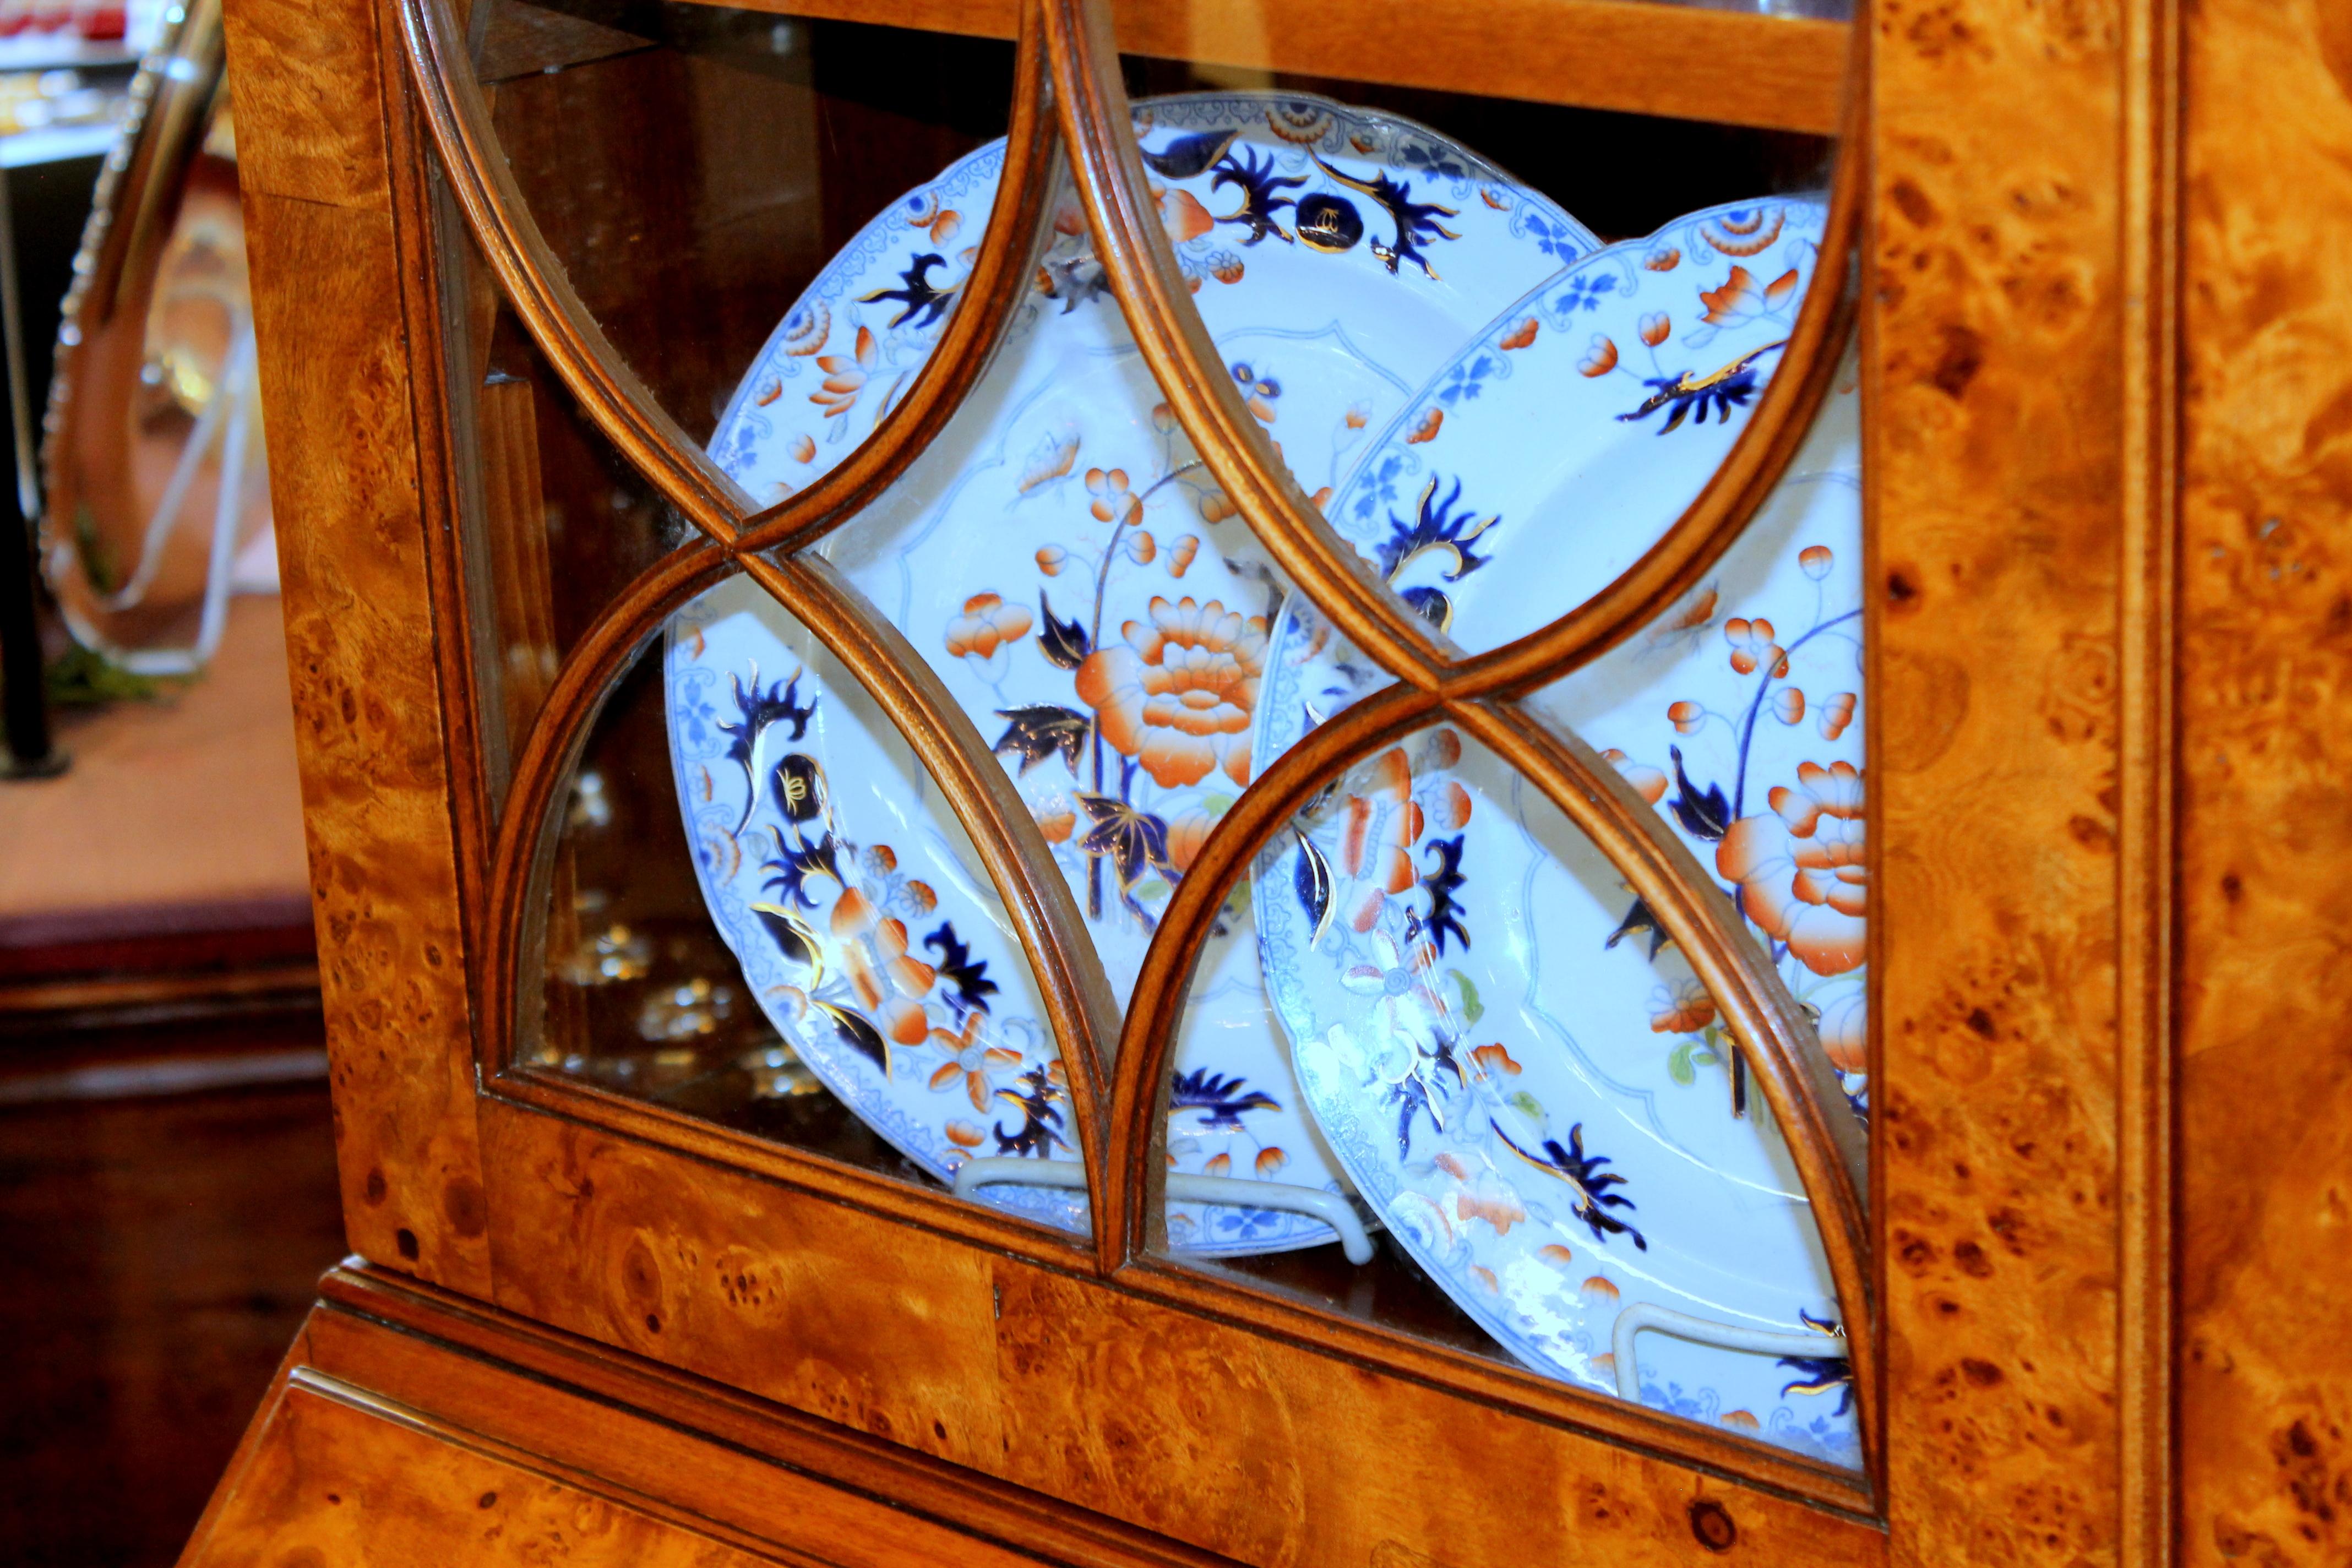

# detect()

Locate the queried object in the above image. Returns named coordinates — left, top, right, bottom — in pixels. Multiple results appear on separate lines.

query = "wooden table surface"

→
left=0, top=595, right=308, bottom=929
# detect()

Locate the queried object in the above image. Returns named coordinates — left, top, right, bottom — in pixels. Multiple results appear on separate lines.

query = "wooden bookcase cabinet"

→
left=181, top=0, right=2350, bottom=1562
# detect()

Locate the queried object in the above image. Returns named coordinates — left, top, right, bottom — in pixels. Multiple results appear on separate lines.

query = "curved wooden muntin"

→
left=398, top=0, right=1880, bottom=1505
left=406, top=0, right=1120, bottom=1244
left=1045, top=0, right=1875, bottom=1479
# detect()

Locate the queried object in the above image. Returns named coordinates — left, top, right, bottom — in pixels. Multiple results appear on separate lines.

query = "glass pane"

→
left=1105, top=58, right=1834, bottom=658
left=1076, top=47, right=1864, bottom=1456
left=435, top=202, right=685, bottom=796
left=462, top=0, right=1015, bottom=447
left=1118, top=61, right=1833, bottom=246
left=521, top=581, right=1092, bottom=1239
left=1261, top=357, right=1865, bottom=1100
left=792, top=85, right=1660, bottom=1255
left=1215, top=720, right=1858, bottom=1464
left=1325, top=192, right=1831, bottom=655
left=449, top=0, right=1871, bottom=1438
left=1534, top=352, right=1866, bottom=1112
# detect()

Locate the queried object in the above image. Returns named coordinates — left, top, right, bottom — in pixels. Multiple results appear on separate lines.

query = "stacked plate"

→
left=662, top=95, right=1863, bottom=1466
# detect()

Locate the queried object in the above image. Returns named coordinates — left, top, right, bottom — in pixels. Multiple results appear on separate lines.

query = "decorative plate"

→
left=669, top=590, right=1091, bottom=1233
left=1248, top=202, right=1865, bottom=1462
left=669, top=93, right=1599, bottom=1249
left=1322, top=196, right=1827, bottom=654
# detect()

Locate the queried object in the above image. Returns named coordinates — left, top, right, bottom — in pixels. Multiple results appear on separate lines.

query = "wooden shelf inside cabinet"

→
left=679, top=0, right=1849, bottom=134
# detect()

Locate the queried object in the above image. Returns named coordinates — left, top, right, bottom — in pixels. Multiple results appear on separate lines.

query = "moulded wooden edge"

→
left=291, top=1370, right=857, bottom=1565
left=310, top=1261, right=1253, bottom=1568
left=485, top=1069, right=1104, bottom=1263
left=378, top=20, right=504, bottom=943
left=318, top=1227, right=1885, bottom=1528
left=2115, top=0, right=2179, bottom=1559
left=458, top=1076, right=1886, bottom=1517
left=673, top=0, right=1848, bottom=135
left=399, top=0, right=749, bottom=539
left=1103, top=1251, right=1881, bottom=1517
left=1864, top=0, right=2152, bottom=1550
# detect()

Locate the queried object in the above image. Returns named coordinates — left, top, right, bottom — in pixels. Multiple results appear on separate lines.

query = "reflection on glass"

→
left=659, top=580, right=1087, bottom=1233
left=1227, top=720, right=1856, bottom=1464
left=526, top=627, right=1095, bottom=1226
left=1535, top=347, right=1866, bottom=1112
left=1246, top=350, right=1864, bottom=1102
left=438, top=213, right=684, bottom=787
left=1122, top=59, right=1833, bottom=244
left=751, top=91, right=1610, bottom=1257
left=467, top=0, right=1013, bottom=442
left=526, top=640, right=831, bottom=1118
left=1312, top=193, right=1829, bottom=657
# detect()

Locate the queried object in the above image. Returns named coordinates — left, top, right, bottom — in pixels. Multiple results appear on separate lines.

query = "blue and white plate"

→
left=667, top=94, right=1599, bottom=1250
left=1250, top=198, right=1868, bottom=1462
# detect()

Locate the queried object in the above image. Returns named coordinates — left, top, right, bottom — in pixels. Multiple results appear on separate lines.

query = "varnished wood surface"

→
left=1869, top=0, right=2139, bottom=1561
left=201, top=0, right=2352, bottom=1554
left=475, top=1098, right=1879, bottom=1518
left=681, top=0, right=1848, bottom=135
left=226, top=0, right=493, bottom=1294
left=398, top=0, right=1889, bottom=1485
left=477, top=1099, right=1012, bottom=1472
left=188, top=1268, right=1194, bottom=1568
left=0, top=1019, right=341, bottom=1568
left=309, top=1265, right=1239, bottom=1568
left=181, top=1376, right=794, bottom=1566
left=191, top=1261, right=1887, bottom=1568
left=2178, top=0, right=2352, bottom=1562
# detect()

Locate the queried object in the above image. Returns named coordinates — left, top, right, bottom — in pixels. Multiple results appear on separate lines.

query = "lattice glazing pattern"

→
left=400, top=0, right=1878, bottom=1492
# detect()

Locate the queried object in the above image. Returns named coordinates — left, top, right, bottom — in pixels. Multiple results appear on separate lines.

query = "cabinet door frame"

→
left=222, top=0, right=2189, bottom=1556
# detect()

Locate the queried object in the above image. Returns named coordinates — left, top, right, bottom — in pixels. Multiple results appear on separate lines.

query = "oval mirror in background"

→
left=40, top=0, right=272, bottom=676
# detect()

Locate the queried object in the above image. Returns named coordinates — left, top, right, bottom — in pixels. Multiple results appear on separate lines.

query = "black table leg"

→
left=1, top=502, right=63, bottom=777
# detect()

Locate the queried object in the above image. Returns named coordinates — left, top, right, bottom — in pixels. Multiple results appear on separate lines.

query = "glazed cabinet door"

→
left=216, top=0, right=2210, bottom=1556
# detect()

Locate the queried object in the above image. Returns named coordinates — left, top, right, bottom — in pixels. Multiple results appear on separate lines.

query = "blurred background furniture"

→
left=0, top=39, right=130, bottom=775
left=0, top=587, right=339, bottom=1568
left=0, top=9, right=340, bottom=1564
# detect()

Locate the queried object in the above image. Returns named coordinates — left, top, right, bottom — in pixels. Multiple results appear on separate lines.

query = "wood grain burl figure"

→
left=184, top=0, right=2350, bottom=1561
